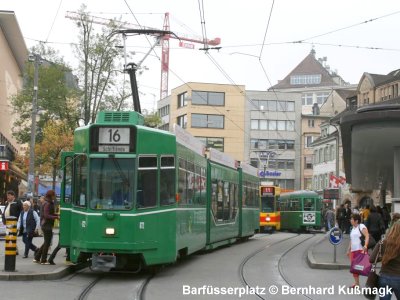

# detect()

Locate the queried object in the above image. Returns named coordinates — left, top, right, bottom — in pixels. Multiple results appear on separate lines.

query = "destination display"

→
left=92, top=127, right=133, bottom=153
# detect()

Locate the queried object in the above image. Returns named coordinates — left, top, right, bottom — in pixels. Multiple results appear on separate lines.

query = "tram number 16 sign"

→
left=98, top=127, right=130, bottom=152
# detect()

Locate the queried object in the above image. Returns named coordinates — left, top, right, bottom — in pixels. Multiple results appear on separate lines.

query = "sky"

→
left=4, top=0, right=400, bottom=111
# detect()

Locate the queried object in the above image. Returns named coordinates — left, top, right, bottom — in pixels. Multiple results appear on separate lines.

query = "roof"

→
left=335, top=89, right=357, bottom=100
left=0, top=11, right=28, bottom=71
left=269, top=50, right=341, bottom=89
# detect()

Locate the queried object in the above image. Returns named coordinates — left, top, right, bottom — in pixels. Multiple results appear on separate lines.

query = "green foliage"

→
left=11, top=45, right=79, bottom=144
left=143, top=111, right=162, bottom=128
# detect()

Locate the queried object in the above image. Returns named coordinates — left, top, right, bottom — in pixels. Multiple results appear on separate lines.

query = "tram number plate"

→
left=303, top=212, right=316, bottom=224
left=99, top=128, right=130, bottom=144
left=98, top=128, right=130, bottom=152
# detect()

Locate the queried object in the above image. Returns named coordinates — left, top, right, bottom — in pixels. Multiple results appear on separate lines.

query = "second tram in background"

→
left=259, top=185, right=281, bottom=232
left=279, top=190, right=322, bottom=232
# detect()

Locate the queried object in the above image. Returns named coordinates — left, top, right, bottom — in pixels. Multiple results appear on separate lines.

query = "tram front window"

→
left=261, top=196, right=274, bottom=212
left=89, top=158, right=135, bottom=210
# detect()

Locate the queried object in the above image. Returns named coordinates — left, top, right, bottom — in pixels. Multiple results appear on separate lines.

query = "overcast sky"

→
left=5, top=0, right=400, bottom=110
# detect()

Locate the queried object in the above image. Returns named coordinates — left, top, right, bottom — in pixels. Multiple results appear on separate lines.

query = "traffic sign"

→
left=329, top=227, right=343, bottom=245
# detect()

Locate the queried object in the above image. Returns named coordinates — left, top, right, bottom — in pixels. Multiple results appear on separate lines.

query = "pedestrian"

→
left=2, top=190, right=22, bottom=255
left=31, top=197, right=40, bottom=216
left=344, top=203, right=352, bottom=234
left=17, top=201, right=40, bottom=258
left=324, top=207, right=335, bottom=231
left=2, top=190, right=22, bottom=225
left=366, top=206, right=385, bottom=242
left=48, top=211, right=70, bottom=265
left=382, top=206, right=391, bottom=230
left=34, top=190, right=59, bottom=265
left=347, top=213, right=371, bottom=288
left=336, top=204, right=346, bottom=232
left=369, top=222, right=400, bottom=299
left=361, top=204, right=371, bottom=224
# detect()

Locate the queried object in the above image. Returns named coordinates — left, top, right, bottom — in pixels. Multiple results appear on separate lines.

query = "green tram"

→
left=59, top=111, right=259, bottom=271
left=278, top=190, right=322, bottom=232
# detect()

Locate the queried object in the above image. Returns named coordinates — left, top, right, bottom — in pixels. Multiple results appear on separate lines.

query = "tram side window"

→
left=63, top=157, right=73, bottom=204
left=137, top=156, right=157, bottom=208
left=178, top=158, right=187, bottom=205
left=193, top=165, right=206, bottom=205
left=230, top=182, right=238, bottom=219
left=187, top=162, right=195, bottom=204
left=211, top=180, right=218, bottom=217
left=73, top=155, right=87, bottom=207
left=303, top=198, right=315, bottom=211
left=289, top=199, right=300, bottom=211
left=160, top=156, right=175, bottom=206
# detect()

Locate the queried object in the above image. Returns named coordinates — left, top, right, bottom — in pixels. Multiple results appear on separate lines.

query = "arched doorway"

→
left=359, top=196, right=373, bottom=209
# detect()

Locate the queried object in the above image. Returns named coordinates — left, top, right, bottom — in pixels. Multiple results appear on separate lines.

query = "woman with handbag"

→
left=347, top=213, right=371, bottom=288
left=370, top=222, right=400, bottom=299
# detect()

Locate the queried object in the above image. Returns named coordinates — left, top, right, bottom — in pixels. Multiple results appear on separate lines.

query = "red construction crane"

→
left=65, top=11, right=221, bottom=101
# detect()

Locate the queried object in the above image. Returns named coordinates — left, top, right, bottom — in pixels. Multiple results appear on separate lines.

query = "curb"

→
left=307, top=235, right=349, bottom=270
left=0, top=263, right=86, bottom=281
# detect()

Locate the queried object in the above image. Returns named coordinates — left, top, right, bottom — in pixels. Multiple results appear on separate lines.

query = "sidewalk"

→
left=307, top=231, right=351, bottom=270
left=0, top=230, right=77, bottom=281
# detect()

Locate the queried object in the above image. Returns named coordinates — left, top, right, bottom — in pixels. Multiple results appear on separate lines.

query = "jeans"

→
left=22, top=232, right=37, bottom=256
left=379, top=273, right=400, bottom=300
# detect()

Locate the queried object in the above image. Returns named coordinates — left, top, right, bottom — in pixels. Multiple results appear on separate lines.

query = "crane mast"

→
left=65, top=11, right=221, bottom=103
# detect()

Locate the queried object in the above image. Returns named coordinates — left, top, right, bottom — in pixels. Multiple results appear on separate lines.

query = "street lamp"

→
left=27, top=54, right=41, bottom=196
left=254, top=150, right=276, bottom=179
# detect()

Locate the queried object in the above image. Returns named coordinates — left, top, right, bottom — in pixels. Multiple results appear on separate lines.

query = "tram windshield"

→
left=261, top=196, right=275, bottom=212
left=89, top=158, right=135, bottom=210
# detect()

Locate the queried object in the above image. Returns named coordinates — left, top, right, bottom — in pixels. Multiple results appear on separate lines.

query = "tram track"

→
left=238, top=233, right=300, bottom=299
left=239, top=233, right=319, bottom=300
left=277, top=233, right=317, bottom=300
left=73, top=270, right=153, bottom=300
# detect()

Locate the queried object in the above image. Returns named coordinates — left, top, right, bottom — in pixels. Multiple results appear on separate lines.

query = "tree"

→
left=34, top=121, right=74, bottom=189
left=143, top=110, right=162, bottom=128
left=11, top=44, right=80, bottom=144
left=72, top=5, right=133, bottom=125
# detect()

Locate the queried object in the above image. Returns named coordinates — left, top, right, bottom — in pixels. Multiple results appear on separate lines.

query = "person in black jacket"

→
left=17, top=201, right=40, bottom=258
left=366, top=206, right=385, bottom=242
left=2, top=190, right=22, bottom=225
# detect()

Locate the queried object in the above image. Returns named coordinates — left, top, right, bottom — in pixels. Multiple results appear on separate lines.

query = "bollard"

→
left=4, top=216, right=17, bottom=272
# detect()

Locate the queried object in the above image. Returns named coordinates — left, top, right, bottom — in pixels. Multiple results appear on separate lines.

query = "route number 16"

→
left=108, top=128, right=121, bottom=142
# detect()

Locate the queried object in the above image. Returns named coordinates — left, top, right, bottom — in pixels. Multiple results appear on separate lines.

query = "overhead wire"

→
left=45, top=0, right=63, bottom=43
left=197, top=0, right=209, bottom=50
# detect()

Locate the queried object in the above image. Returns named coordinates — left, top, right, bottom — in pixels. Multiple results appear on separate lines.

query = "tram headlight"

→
left=265, top=216, right=271, bottom=222
left=105, top=228, right=115, bottom=235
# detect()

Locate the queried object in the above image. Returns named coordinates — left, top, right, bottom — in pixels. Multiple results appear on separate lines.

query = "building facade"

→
left=246, top=90, right=301, bottom=190
left=269, top=49, right=353, bottom=189
left=165, top=82, right=246, bottom=162
left=0, top=11, right=28, bottom=199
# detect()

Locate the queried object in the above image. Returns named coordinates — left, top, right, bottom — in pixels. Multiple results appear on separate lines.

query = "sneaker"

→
left=22, top=255, right=28, bottom=258
left=41, top=262, right=51, bottom=265
left=33, top=259, right=39, bottom=263
left=48, top=260, right=55, bottom=265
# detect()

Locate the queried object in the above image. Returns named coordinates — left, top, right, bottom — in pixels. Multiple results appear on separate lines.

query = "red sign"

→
left=0, top=161, right=9, bottom=171
left=261, top=186, right=275, bottom=195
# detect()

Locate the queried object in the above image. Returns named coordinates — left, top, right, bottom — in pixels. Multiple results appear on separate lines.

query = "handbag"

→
left=350, top=251, right=372, bottom=276
left=364, top=242, right=382, bottom=299
left=359, top=226, right=377, bottom=249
